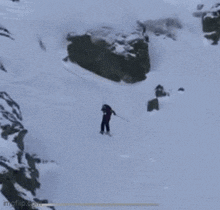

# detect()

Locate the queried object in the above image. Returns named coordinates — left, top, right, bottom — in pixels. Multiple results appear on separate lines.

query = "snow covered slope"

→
left=0, top=0, right=220, bottom=209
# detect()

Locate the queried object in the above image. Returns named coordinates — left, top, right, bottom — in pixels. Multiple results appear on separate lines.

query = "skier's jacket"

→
left=101, top=104, right=116, bottom=122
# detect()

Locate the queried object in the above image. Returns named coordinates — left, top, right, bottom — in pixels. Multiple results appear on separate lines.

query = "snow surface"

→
left=0, top=0, right=220, bottom=209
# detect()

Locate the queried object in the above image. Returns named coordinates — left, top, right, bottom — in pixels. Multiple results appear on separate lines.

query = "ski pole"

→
left=116, top=114, right=130, bottom=122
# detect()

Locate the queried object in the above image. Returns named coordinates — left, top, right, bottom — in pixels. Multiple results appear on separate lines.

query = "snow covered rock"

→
left=201, top=3, right=220, bottom=45
left=67, top=26, right=150, bottom=83
left=0, top=92, right=55, bottom=210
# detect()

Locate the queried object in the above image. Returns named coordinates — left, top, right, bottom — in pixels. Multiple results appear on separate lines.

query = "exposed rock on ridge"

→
left=0, top=92, right=55, bottom=210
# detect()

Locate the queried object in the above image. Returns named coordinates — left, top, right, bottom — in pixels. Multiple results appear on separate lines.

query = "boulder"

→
left=147, top=98, right=159, bottom=112
left=178, top=87, right=185, bottom=92
left=67, top=27, right=150, bottom=83
left=0, top=63, right=7, bottom=72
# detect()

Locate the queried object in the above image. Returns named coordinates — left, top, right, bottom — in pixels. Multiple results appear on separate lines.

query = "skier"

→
left=100, top=104, right=116, bottom=135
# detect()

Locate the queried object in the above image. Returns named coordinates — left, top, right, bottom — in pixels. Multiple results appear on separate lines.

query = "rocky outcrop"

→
left=0, top=92, right=55, bottom=210
left=194, top=3, right=220, bottom=45
left=203, top=4, right=220, bottom=45
left=67, top=26, right=150, bottom=83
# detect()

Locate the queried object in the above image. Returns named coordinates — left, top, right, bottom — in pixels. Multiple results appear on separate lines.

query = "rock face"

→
left=67, top=27, right=150, bottom=83
left=201, top=4, right=220, bottom=45
left=0, top=92, right=55, bottom=210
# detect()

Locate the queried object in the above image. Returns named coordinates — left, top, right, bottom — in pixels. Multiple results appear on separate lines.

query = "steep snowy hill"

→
left=0, top=0, right=220, bottom=210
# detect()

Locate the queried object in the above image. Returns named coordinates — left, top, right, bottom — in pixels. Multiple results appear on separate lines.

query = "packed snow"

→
left=0, top=0, right=220, bottom=209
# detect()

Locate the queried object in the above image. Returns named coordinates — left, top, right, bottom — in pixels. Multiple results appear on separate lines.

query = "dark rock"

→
left=13, top=129, right=27, bottom=151
left=38, top=39, right=46, bottom=51
left=178, top=87, right=185, bottom=91
left=0, top=63, right=7, bottom=72
left=1, top=124, right=19, bottom=139
left=25, top=153, right=40, bottom=178
left=147, top=98, right=159, bottom=112
left=204, top=32, right=219, bottom=45
left=202, top=4, right=220, bottom=44
left=155, top=85, right=169, bottom=97
left=62, top=56, right=68, bottom=62
left=67, top=27, right=150, bottom=83
left=1, top=179, right=35, bottom=210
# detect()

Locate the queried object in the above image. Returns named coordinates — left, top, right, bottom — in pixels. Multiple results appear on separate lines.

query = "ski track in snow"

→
left=0, top=0, right=220, bottom=209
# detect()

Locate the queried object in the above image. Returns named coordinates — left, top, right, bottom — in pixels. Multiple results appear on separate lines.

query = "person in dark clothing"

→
left=100, top=104, right=116, bottom=135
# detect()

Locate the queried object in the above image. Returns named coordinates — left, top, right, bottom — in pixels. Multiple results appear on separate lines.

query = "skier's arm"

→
left=111, top=110, right=116, bottom=115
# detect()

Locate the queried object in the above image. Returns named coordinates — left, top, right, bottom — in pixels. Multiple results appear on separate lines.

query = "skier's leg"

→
left=100, top=121, right=105, bottom=134
left=106, top=121, right=110, bottom=132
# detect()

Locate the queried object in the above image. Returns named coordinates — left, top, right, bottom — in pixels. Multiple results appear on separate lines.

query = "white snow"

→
left=0, top=0, right=220, bottom=209
left=0, top=133, right=19, bottom=160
